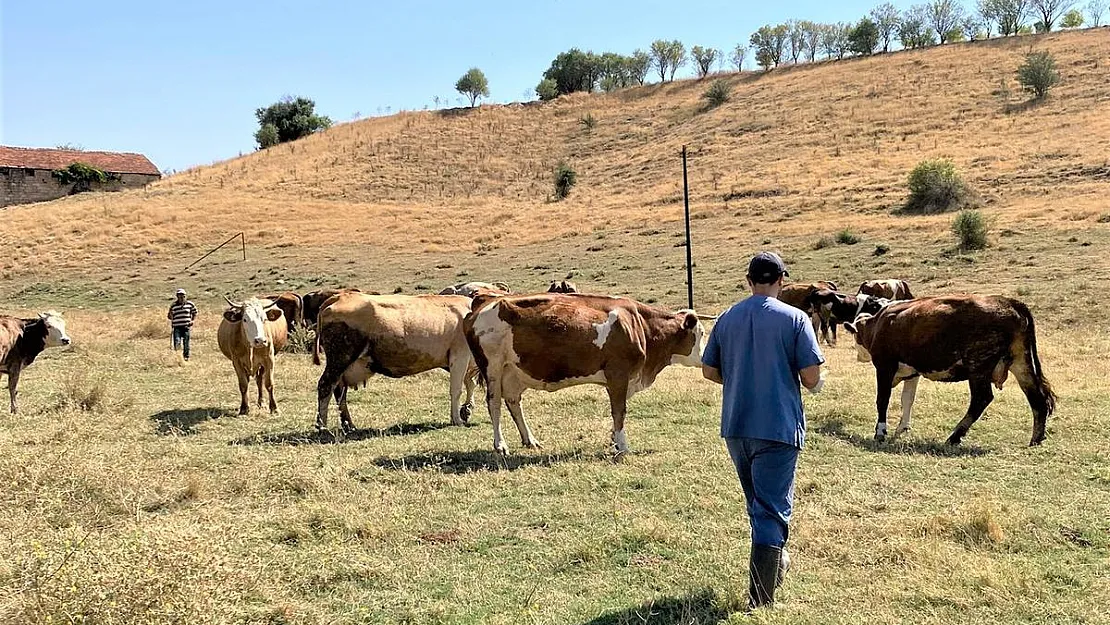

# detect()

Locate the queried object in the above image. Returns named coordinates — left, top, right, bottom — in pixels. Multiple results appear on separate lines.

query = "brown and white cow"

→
left=464, top=293, right=709, bottom=455
left=844, top=295, right=1055, bottom=446
left=858, top=279, right=914, bottom=300
left=778, top=281, right=838, bottom=345
left=312, top=292, right=478, bottom=432
left=438, top=282, right=512, bottom=298
left=217, top=297, right=288, bottom=415
left=260, top=291, right=304, bottom=332
left=547, top=280, right=579, bottom=293
left=0, top=311, right=70, bottom=414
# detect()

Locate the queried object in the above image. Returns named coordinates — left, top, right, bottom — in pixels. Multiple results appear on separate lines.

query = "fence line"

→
left=184, top=232, right=245, bottom=271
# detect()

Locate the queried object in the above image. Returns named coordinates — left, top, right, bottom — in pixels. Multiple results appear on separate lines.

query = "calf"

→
left=217, top=297, right=288, bottom=415
left=0, top=311, right=71, bottom=413
left=858, top=279, right=914, bottom=300
left=312, top=293, right=478, bottom=432
left=805, top=290, right=890, bottom=345
left=845, top=295, right=1055, bottom=446
left=465, top=293, right=709, bottom=454
left=778, top=281, right=839, bottom=345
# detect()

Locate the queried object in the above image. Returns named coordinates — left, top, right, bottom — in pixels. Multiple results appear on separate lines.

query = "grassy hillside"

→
left=0, top=29, right=1109, bottom=625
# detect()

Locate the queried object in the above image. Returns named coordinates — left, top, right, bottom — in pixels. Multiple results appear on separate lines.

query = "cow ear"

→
left=682, top=312, right=698, bottom=330
left=266, top=309, right=283, bottom=322
left=223, top=310, right=242, bottom=323
left=844, top=322, right=858, bottom=335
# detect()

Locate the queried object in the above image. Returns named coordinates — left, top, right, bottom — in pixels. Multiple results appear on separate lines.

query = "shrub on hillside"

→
left=553, top=163, right=577, bottom=200
left=952, top=209, right=989, bottom=251
left=702, top=79, right=732, bottom=109
left=254, top=96, right=331, bottom=148
left=579, top=112, right=598, bottom=132
left=836, top=229, right=861, bottom=245
left=902, top=159, right=976, bottom=214
left=536, top=78, right=558, bottom=102
left=1017, top=51, right=1061, bottom=99
left=283, top=327, right=316, bottom=354
left=255, top=123, right=279, bottom=149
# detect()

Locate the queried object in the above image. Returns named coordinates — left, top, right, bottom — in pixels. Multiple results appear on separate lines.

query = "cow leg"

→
left=234, top=364, right=250, bottom=416
left=7, top=369, right=20, bottom=414
left=504, top=395, right=540, bottom=449
left=447, top=351, right=470, bottom=426
left=485, top=368, right=509, bottom=455
left=264, top=361, right=278, bottom=414
left=873, top=365, right=896, bottom=441
left=829, top=320, right=838, bottom=347
left=255, top=367, right=265, bottom=408
left=460, top=367, right=477, bottom=423
left=607, top=382, right=631, bottom=454
left=946, top=378, right=994, bottom=446
left=893, top=376, right=919, bottom=438
left=334, top=384, right=355, bottom=432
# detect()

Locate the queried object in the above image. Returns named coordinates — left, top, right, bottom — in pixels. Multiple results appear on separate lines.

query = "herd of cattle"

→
left=0, top=276, right=1055, bottom=451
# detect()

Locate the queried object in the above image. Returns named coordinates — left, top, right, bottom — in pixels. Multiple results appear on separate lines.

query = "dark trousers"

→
left=172, top=326, right=191, bottom=359
left=725, top=437, right=799, bottom=547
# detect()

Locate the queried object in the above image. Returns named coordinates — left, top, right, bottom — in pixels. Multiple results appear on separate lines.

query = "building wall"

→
left=0, top=167, right=160, bottom=208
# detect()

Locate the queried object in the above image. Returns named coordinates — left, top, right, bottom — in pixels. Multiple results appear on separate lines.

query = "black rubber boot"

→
left=748, top=544, right=783, bottom=609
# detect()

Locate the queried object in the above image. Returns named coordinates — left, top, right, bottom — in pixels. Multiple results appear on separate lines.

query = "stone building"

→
left=0, top=145, right=161, bottom=208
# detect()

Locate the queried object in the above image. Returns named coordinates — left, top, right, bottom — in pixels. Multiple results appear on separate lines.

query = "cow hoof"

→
left=893, top=427, right=911, bottom=439
left=873, top=432, right=886, bottom=442
left=494, top=443, right=509, bottom=456
left=523, top=439, right=542, bottom=450
left=944, top=436, right=962, bottom=446
left=460, top=405, right=472, bottom=423
left=239, top=408, right=250, bottom=416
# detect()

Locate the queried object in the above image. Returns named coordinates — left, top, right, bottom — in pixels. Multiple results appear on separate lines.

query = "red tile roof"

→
left=0, top=145, right=161, bottom=176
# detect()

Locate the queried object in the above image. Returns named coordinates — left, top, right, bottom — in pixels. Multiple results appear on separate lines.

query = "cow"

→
left=547, top=280, right=579, bottom=293
left=312, top=292, right=478, bottom=433
left=438, top=282, right=511, bottom=298
left=778, top=281, right=839, bottom=345
left=302, top=288, right=365, bottom=327
left=260, top=291, right=304, bottom=332
left=217, top=297, right=288, bottom=415
left=0, top=311, right=70, bottom=414
left=464, top=293, right=710, bottom=455
left=805, top=290, right=890, bottom=346
left=858, top=279, right=914, bottom=300
left=844, top=295, right=1055, bottom=446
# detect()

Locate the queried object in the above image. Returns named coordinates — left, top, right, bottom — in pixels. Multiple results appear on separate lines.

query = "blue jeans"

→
left=172, top=326, right=191, bottom=359
left=725, top=437, right=799, bottom=547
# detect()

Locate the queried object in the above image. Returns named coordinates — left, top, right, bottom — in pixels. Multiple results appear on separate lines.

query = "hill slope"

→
left=1, top=30, right=1108, bottom=314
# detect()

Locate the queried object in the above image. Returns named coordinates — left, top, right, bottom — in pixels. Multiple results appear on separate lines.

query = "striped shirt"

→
left=168, top=301, right=198, bottom=327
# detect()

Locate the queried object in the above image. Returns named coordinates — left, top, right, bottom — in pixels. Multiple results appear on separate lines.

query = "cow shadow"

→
left=150, top=407, right=238, bottom=435
left=367, top=447, right=630, bottom=475
left=229, top=421, right=452, bottom=446
left=814, top=419, right=990, bottom=457
left=579, top=588, right=740, bottom=625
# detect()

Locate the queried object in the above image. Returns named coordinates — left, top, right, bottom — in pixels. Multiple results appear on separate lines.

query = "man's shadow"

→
left=150, top=407, right=237, bottom=435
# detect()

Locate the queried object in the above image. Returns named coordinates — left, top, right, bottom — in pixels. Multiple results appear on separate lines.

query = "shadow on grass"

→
left=580, top=588, right=741, bottom=625
left=814, top=419, right=990, bottom=457
left=150, top=407, right=238, bottom=435
left=230, top=421, right=452, bottom=446
left=367, top=447, right=643, bottom=475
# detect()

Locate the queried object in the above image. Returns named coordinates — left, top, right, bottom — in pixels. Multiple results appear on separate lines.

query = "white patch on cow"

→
left=612, top=429, right=630, bottom=453
left=239, top=300, right=272, bottom=347
left=875, top=422, right=888, bottom=438
left=923, top=360, right=963, bottom=382
left=854, top=294, right=871, bottom=321
left=470, top=302, right=505, bottom=339
left=593, top=310, right=620, bottom=348
left=669, top=316, right=705, bottom=368
left=895, top=376, right=919, bottom=437
left=40, top=311, right=70, bottom=347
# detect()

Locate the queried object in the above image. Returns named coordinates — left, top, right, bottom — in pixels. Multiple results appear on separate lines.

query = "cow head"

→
left=843, top=312, right=877, bottom=362
left=548, top=280, right=579, bottom=294
left=224, top=297, right=282, bottom=348
left=40, top=311, right=71, bottom=347
left=669, top=311, right=713, bottom=367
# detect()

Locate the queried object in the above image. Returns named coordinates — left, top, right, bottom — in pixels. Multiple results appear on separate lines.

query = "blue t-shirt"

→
left=702, top=295, right=825, bottom=448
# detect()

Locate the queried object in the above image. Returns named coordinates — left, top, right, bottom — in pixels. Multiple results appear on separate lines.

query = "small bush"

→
left=579, top=112, right=597, bottom=132
left=812, top=236, right=834, bottom=250
left=952, top=209, right=989, bottom=251
left=553, top=162, right=577, bottom=200
left=54, top=372, right=111, bottom=412
left=1016, top=51, right=1060, bottom=99
left=283, top=327, right=316, bottom=354
left=873, top=244, right=890, bottom=256
left=536, top=78, right=558, bottom=102
left=903, top=159, right=976, bottom=214
left=702, top=79, right=732, bottom=109
left=836, top=229, right=861, bottom=245
left=131, top=319, right=170, bottom=340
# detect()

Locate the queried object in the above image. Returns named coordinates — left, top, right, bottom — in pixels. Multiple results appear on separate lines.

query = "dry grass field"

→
left=0, top=28, right=1109, bottom=625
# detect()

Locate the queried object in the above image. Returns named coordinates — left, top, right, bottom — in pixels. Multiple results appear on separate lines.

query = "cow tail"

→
left=312, top=322, right=323, bottom=366
left=1013, top=300, right=1056, bottom=426
left=463, top=317, right=488, bottom=389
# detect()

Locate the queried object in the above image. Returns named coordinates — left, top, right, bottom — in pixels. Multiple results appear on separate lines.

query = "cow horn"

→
left=224, top=295, right=242, bottom=308
left=695, top=313, right=719, bottom=321
left=263, top=300, right=279, bottom=310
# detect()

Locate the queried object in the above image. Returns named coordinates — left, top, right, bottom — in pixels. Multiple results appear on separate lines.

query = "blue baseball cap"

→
left=747, top=252, right=789, bottom=284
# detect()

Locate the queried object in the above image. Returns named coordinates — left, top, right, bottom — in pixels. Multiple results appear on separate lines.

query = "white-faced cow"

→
left=778, top=281, right=839, bottom=345
left=805, top=290, right=891, bottom=346
left=438, top=282, right=511, bottom=298
left=845, top=295, right=1055, bottom=446
left=217, top=297, right=288, bottom=415
left=0, top=311, right=70, bottom=413
left=464, top=293, right=709, bottom=455
left=547, top=280, right=579, bottom=293
left=858, top=279, right=914, bottom=301
left=312, top=292, right=478, bottom=432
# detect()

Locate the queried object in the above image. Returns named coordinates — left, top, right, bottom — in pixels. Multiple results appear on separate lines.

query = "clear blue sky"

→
left=2, top=0, right=907, bottom=172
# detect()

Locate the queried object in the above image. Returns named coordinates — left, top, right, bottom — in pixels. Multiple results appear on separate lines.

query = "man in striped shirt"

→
left=168, top=288, right=198, bottom=360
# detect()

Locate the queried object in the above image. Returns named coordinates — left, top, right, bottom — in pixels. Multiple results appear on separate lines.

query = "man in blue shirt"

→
left=701, top=252, right=825, bottom=610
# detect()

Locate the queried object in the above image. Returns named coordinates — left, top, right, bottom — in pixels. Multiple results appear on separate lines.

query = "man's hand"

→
left=702, top=365, right=723, bottom=385
left=800, top=365, right=824, bottom=394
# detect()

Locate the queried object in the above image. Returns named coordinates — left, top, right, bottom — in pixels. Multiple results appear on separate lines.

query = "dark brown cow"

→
left=464, top=293, right=709, bottom=454
left=302, top=288, right=366, bottom=327
left=0, top=311, right=70, bottom=413
left=547, top=280, right=579, bottom=293
left=845, top=295, right=1055, bottom=446
left=858, top=279, right=914, bottom=300
left=260, top=291, right=304, bottom=332
left=778, top=281, right=838, bottom=345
